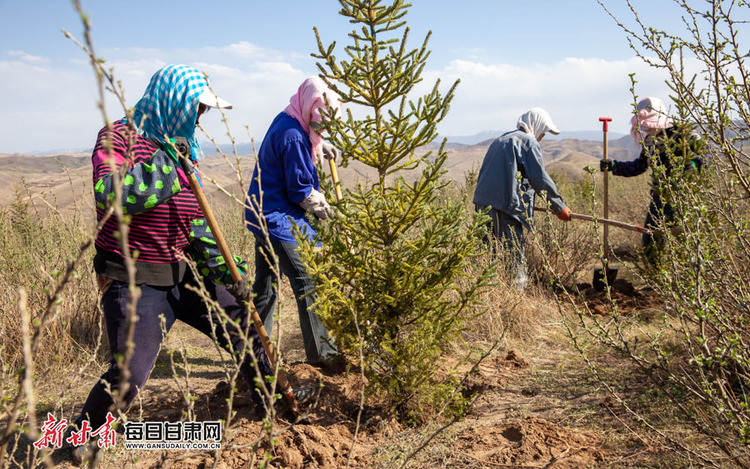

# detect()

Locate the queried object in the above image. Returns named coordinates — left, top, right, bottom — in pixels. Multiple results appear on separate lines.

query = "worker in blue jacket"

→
left=245, top=76, right=342, bottom=367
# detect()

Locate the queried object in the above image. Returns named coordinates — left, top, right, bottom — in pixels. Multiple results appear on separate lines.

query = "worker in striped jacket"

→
left=71, top=65, right=274, bottom=463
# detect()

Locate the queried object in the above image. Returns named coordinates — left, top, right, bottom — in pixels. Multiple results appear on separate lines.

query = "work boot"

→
left=275, top=383, right=320, bottom=409
left=64, top=426, right=97, bottom=466
left=292, top=384, right=320, bottom=406
left=309, top=354, right=348, bottom=374
left=275, top=384, right=320, bottom=422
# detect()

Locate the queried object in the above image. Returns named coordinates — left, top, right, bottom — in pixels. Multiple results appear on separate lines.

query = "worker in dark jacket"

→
left=599, top=97, right=703, bottom=264
left=473, top=108, right=572, bottom=290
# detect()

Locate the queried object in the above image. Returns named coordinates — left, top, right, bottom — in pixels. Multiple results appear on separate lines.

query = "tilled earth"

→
left=129, top=353, right=609, bottom=469
left=26, top=278, right=661, bottom=468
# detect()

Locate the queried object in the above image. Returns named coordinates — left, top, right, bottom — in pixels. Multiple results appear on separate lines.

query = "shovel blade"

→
left=593, top=267, right=619, bottom=292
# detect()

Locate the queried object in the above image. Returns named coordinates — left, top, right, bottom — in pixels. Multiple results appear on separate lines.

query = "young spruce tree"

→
left=295, top=0, right=495, bottom=424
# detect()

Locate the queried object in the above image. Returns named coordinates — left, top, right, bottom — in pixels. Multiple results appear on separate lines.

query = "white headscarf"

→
left=517, top=108, right=560, bottom=140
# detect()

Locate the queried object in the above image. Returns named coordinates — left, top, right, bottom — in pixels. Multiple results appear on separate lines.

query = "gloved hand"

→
left=600, top=159, right=615, bottom=172
left=321, top=141, right=340, bottom=161
left=164, top=137, right=191, bottom=164
left=226, top=275, right=251, bottom=303
left=556, top=206, right=572, bottom=222
left=300, top=189, right=333, bottom=220
left=687, top=158, right=703, bottom=172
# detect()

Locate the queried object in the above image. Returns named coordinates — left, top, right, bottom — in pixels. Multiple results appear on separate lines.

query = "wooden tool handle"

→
left=599, top=117, right=612, bottom=260
left=535, top=206, right=651, bottom=235
left=178, top=155, right=298, bottom=414
left=328, top=158, right=343, bottom=202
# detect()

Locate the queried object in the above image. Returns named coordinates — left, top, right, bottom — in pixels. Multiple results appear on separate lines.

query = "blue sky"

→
left=0, top=1, right=692, bottom=153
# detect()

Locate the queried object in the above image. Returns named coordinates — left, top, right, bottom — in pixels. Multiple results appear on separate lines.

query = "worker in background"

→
left=473, top=107, right=572, bottom=291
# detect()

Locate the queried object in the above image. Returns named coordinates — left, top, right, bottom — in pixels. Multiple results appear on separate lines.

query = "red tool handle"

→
left=599, top=117, right=612, bottom=261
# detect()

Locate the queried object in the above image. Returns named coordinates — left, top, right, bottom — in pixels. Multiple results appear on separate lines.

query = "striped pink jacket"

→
left=92, top=121, right=203, bottom=265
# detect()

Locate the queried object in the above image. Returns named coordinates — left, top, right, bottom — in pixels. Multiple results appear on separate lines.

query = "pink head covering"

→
left=284, top=76, right=342, bottom=164
left=630, top=97, right=673, bottom=142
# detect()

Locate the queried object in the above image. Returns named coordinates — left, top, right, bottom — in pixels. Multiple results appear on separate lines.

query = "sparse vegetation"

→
left=5, top=0, right=750, bottom=468
left=300, top=0, right=497, bottom=426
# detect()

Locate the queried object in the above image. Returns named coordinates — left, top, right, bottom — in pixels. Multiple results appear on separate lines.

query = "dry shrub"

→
left=461, top=251, right=551, bottom=344
left=526, top=210, right=598, bottom=288
left=524, top=170, right=652, bottom=288
left=0, top=190, right=103, bottom=377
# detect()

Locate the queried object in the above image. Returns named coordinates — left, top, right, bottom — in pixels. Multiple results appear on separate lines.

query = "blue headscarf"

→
left=133, top=64, right=210, bottom=160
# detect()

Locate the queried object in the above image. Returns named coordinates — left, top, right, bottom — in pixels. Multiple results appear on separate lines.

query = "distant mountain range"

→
left=200, top=130, right=628, bottom=156
left=17, top=130, right=630, bottom=158
left=0, top=131, right=640, bottom=213
left=443, top=130, right=626, bottom=146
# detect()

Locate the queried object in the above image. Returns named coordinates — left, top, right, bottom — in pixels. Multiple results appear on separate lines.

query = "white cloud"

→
left=91, top=42, right=316, bottom=148
left=0, top=41, right=685, bottom=154
left=416, top=56, right=673, bottom=137
left=0, top=41, right=315, bottom=153
left=0, top=58, right=104, bottom=153
left=6, top=50, right=49, bottom=64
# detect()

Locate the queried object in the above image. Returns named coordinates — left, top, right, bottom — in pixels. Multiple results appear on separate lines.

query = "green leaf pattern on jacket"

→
left=93, top=149, right=180, bottom=214
left=188, top=218, right=247, bottom=285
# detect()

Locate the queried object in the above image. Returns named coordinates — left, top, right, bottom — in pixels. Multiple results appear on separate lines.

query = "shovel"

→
left=174, top=149, right=301, bottom=418
left=535, top=206, right=650, bottom=235
left=593, top=117, right=618, bottom=291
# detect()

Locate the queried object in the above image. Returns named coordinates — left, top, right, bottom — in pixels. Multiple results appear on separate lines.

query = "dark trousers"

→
left=252, top=235, right=337, bottom=364
left=76, top=270, right=272, bottom=429
left=643, top=192, right=675, bottom=264
left=477, top=205, right=529, bottom=291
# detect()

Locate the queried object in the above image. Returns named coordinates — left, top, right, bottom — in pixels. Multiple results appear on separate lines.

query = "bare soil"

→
left=575, top=278, right=664, bottom=317
left=453, top=417, right=605, bottom=468
left=5, top=276, right=682, bottom=468
left=94, top=349, right=611, bottom=469
left=0, top=261, right=688, bottom=469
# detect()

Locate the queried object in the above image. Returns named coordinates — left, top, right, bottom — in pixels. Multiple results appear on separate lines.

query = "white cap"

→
left=199, top=89, right=233, bottom=109
left=532, top=107, right=559, bottom=134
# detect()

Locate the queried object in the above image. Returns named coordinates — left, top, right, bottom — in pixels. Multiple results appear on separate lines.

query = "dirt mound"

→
left=455, top=416, right=606, bottom=468
left=214, top=420, right=373, bottom=469
left=184, top=363, right=393, bottom=469
left=463, top=349, right=531, bottom=394
left=574, top=278, right=662, bottom=315
left=501, top=349, right=530, bottom=369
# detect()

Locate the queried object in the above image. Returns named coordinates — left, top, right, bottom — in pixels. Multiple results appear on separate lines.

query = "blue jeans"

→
left=76, top=269, right=272, bottom=429
left=252, top=235, right=337, bottom=364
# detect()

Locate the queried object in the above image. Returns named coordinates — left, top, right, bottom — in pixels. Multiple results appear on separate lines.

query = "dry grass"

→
left=0, top=144, right=723, bottom=469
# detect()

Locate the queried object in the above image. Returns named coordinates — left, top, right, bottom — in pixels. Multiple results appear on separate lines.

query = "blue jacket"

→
left=245, top=112, right=319, bottom=243
left=473, top=129, right=566, bottom=227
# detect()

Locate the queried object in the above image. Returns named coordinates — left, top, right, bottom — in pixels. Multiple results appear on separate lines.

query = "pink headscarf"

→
left=630, top=97, right=673, bottom=142
left=284, top=76, right=342, bottom=164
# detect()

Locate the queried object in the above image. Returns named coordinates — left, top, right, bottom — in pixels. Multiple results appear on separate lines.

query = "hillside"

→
left=0, top=136, right=718, bottom=469
left=0, top=136, right=631, bottom=212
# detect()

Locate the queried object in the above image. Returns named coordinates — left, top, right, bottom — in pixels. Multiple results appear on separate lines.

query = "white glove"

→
left=321, top=141, right=340, bottom=161
left=299, top=188, right=332, bottom=220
